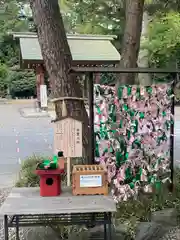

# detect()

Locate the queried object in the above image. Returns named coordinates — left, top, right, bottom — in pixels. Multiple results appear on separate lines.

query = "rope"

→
left=50, top=97, right=88, bottom=102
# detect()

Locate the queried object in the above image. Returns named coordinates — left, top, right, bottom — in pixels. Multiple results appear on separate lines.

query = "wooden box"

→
left=72, top=165, right=108, bottom=196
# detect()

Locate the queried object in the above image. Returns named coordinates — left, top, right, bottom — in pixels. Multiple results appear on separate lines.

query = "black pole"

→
left=170, top=80, right=175, bottom=192
left=88, top=72, right=95, bottom=164
left=87, top=72, right=96, bottom=228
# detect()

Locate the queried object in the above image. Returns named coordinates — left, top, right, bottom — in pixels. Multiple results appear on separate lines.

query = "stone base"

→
left=67, top=225, right=127, bottom=240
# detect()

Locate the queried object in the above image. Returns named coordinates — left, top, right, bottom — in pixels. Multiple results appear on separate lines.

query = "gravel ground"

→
left=0, top=187, right=17, bottom=240
left=0, top=188, right=11, bottom=206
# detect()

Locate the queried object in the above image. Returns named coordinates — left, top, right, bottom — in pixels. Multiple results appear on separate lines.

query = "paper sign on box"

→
left=80, top=175, right=102, bottom=187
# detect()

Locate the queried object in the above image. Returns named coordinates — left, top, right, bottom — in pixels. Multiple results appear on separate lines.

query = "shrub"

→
left=15, top=155, right=41, bottom=187
left=7, top=70, right=36, bottom=99
left=0, top=63, right=8, bottom=97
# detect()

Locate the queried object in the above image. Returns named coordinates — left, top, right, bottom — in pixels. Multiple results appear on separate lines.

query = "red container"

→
left=35, top=168, right=64, bottom=197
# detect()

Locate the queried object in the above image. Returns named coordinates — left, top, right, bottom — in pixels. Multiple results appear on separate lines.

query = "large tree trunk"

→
left=29, top=0, right=89, bottom=155
left=138, top=11, right=152, bottom=86
left=116, top=0, right=145, bottom=87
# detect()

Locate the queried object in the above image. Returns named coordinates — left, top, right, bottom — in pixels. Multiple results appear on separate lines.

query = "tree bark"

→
left=116, top=0, right=145, bottom=87
left=138, top=11, right=152, bottom=86
left=29, top=0, right=89, bottom=155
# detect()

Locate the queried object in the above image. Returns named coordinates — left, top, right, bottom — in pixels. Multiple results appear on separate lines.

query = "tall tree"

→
left=29, top=0, right=89, bottom=155
left=138, top=11, right=152, bottom=85
left=116, top=0, right=145, bottom=86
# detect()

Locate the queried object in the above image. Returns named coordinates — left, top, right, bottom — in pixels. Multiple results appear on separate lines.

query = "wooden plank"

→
left=0, top=188, right=116, bottom=215
left=54, top=118, right=82, bottom=157
left=69, top=67, right=180, bottom=74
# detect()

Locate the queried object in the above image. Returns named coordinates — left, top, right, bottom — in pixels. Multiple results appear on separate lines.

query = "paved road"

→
left=0, top=102, right=180, bottom=188
left=0, top=103, right=53, bottom=187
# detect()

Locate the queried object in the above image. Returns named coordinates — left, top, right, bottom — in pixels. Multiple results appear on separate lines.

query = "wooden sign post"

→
left=54, top=117, right=83, bottom=186
left=40, top=84, right=48, bottom=108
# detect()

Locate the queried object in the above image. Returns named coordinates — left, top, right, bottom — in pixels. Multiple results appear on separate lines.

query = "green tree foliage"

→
left=0, top=0, right=29, bottom=33
left=59, top=0, right=125, bottom=51
left=7, top=70, right=36, bottom=98
left=0, top=0, right=36, bottom=98
left=0, top=64, right=8, bottom=96
left=147, top=12, right=180, bottom=68
left=144, top=11, right=180, bottom=104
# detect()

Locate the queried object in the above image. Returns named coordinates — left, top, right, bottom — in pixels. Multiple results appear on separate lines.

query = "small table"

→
left=0, top=187, right=116, bottom=240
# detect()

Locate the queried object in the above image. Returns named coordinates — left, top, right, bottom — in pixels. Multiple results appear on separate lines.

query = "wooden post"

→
left=36, top=64, right=45, bottom=108
left=94, top=73, right=101, bottom=84
left=53, top=116, right=83, bottom=187
left=67, top=157, right=71, bottom=186
left=83, top=75, right=88, bottom=98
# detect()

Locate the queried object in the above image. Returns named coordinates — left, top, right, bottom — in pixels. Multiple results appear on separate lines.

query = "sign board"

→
left=54, top=118, right=82, bottom=157
left=40, top=85, right=48, bottom=108
left=80, top=175, right=102, bottom=188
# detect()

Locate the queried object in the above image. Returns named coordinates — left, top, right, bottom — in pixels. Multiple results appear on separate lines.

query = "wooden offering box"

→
left=72, top=165, right=108, bottom=196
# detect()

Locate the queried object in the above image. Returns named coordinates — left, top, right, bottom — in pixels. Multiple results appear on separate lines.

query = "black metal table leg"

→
left=15, top=215, right=20, bottom=240
left=107, top=212, right=112, bottom=240
left=4, top=215, right=8, bottom=240
left=104, top=213, right=107, bottom=240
